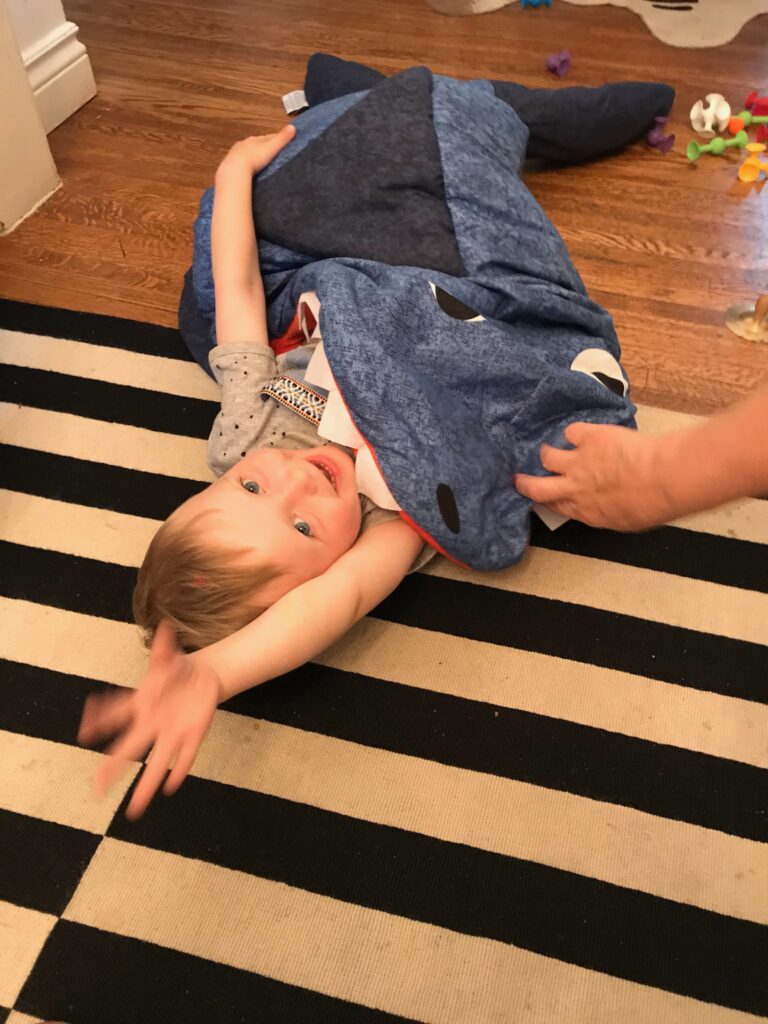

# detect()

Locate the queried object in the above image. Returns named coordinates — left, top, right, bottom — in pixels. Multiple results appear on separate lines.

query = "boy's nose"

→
left=279, top=463, right=317, bottom=503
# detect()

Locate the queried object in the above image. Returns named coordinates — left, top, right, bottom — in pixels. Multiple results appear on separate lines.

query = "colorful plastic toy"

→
left=738, top=142, right=768, bottom=183
left=546, top=49, right=570, bottom=77
left=647, top=115, right=675, bottom=153
left=686, top=130, right=748, bottom=162
left=690, top=93, right=730, bottom=138
left=744, top=91, right=768, bottom=112
left=521, top=0, right=551, bottom=7
left=746, top=92, right=768, bottom=138
left=728, top=110, right=768, bottom=134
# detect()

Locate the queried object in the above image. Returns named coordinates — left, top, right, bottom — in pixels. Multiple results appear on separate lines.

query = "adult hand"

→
left=78, top=622, right=222, bottom=819
left=515, top=423, right=673, bottom=532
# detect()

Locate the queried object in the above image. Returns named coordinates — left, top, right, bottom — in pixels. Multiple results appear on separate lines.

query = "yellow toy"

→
left=738, top=142, right=768, bottom=183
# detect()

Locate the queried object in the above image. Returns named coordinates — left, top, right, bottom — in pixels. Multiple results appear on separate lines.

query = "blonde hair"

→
left=133, top=517, right=281, bottom=652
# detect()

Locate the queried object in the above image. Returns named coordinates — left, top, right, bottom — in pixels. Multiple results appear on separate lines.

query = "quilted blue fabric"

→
left=183, top=68, right=662, bottom=569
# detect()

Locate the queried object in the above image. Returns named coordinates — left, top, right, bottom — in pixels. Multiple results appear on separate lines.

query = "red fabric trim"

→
left=397, top=507, right=471, bottom=568
left=270, top=309, right=305, bottom=356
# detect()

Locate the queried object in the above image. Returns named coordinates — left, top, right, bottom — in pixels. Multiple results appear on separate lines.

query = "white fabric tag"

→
left=298, top=291, right=322, bottom=342
left=305, top=340, right=336, bottom=391
left=354, top=445, right=402, bottom=511
left=282, top=89, right=308, bottom=115
left=317, top=386, right=367, bottom=450
left=532, top=503, right=570, bottom=531
left=304, top=335, right=401, bottom=510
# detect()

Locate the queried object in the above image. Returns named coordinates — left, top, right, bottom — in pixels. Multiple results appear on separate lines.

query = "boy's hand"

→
left=78, top=622, right=222, bottom=819
left=216, top=125, right=296, bottom=179
left=515, top=423, right=673, bottom=532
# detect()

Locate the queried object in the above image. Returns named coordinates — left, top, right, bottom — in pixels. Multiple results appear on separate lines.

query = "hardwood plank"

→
left=0, top=0, right=766, bottom=413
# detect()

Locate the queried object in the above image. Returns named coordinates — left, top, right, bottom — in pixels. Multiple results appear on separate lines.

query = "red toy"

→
left=745, top=90, right=768, bottom=112
left=745, top=91, right=768, bottom=142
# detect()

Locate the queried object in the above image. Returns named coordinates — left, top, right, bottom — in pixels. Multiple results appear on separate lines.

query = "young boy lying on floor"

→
left=79, top=128, right=432, bottom=817
left=79, top=128, right=768, bottom=820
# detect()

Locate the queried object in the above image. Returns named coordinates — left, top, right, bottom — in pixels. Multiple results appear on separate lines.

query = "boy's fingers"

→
left=126, top=738, right=178, bottom=819
left=163, top=733, right=203, bottom=797
left=269, top=125, right=295, bottom=152
left=515, top=473, right=570, bottom=504
left=93, top=753, right=132, bottom=797
left=94, top=725, right=155, bottom=795
left=78, top=691, right=133, bottom=745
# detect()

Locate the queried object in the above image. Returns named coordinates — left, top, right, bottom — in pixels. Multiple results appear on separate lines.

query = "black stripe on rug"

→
left=2, top=364, right=217, bottom=439
left=106, top=777, right=768, bottom=1016
left=3, top=445, right=766, bottom=594
left=2, top=658, right=763, bottom=841
left=1, top=444, right=206, bottom=520
left=17, top=920, right=415, bottom=1024
left=529, top=517, right=768, bottom=594
left=0, top=298, right=192, bottom=361
left=2, top=542, right=765, bottom=705
left=0, top=808, right=100, bottom=916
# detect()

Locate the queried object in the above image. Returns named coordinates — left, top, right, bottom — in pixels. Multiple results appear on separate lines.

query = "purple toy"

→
left=647, top=115, right=675, bottom=154
left=546, top=49, right=571, bottom=77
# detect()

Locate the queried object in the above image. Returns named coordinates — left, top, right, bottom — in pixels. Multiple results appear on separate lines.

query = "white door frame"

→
left=0, top=0, right=60, bottom=235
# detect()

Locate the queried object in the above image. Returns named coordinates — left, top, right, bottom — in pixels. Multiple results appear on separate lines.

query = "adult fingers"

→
left=515, top=473, right=571, bottom=504
left=125, top=737, right=179, bottom=819
left=540, top=443, right=574, bottom=474
left=563, top=421, right=598, bottom=447
left=78, top=691, right=133, bottom=746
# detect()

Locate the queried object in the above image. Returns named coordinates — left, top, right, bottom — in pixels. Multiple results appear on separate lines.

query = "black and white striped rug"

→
left=1, top=298, right=766, bottom=1024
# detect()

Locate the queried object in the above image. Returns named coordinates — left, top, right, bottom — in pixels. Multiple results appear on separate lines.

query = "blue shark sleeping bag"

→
left=179, top=55, right=674, bottom=570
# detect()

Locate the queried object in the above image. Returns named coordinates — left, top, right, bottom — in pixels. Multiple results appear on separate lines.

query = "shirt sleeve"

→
left=207, top=344, right=278, bottom=476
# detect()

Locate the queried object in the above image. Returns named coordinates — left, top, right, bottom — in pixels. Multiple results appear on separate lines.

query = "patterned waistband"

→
left=260, top=374, right=328, bottom=427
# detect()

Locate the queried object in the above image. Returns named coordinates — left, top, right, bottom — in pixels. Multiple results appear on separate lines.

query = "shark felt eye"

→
left=436, top=483, right=461, bottom=533
left=429, top=282, right=485, bottom=322
left=570, top=349, right=628, bottom=398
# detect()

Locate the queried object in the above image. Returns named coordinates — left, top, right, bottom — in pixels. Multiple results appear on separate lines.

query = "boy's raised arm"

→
left=211, top=127, right=295, bottom=347
left=82, top=518, right=423, bottom=818
left=201, top=517, right=424, bottom=701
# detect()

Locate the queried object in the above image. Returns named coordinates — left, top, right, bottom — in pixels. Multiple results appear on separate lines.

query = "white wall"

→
left=6, top=0, right=96, bottom=133
left=0, top=0, right=60, bottom=233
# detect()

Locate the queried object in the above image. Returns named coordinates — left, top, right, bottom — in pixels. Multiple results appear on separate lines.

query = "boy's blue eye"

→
left=294, top=520, right=312, bottom=537
left=242, top=480, right=260, bottom=494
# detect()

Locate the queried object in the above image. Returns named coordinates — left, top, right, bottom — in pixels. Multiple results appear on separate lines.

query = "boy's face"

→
left=173, top=445, right=363, bottom=600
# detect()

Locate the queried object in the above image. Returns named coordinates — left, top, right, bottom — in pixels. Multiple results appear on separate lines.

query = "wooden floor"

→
left=1, top=0, right=767, bottom=414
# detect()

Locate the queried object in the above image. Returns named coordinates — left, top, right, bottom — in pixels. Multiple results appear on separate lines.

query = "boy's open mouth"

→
left=308, top=457, right=337, bottom=493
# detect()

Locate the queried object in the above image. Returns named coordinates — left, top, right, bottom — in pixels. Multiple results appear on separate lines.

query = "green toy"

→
left=687, top=130, right=749, bottom=162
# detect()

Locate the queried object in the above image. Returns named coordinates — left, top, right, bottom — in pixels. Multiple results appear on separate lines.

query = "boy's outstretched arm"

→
left=211, top=126, right=295, bottom=346
left=204, top=518, right=423, bottom=699
left=80, top=518, right=423, bottom=818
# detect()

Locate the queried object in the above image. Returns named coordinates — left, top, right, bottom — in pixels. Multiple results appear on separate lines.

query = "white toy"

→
left=690, top=94, right=731, bottom=137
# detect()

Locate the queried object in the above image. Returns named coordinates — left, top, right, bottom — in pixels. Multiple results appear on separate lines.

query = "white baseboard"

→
left=22, top=20, right=96, bottom=133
